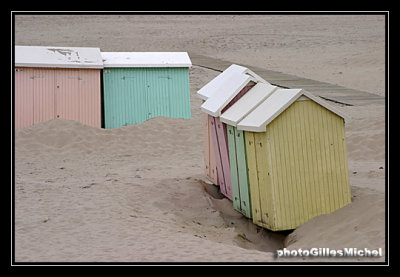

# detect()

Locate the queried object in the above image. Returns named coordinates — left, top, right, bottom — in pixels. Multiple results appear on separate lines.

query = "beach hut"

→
left=198, top=64, right=269, bottom=199
left=14, top=46, right=104, bottom=130
left=236, top=88, right=351, bottom=231
left=101, top=52, right=192, bottom=129
left=219, top=82, right=278, bottom=218
left=198, top=64, right=269, bottom=186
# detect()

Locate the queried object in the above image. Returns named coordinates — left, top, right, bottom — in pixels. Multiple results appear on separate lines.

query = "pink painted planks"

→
left=209, top=115, right=229, bottom=197
left=214, top=116, right=232, bottom=199
left=207, top=84, right=254, bottom=200
left=203, top=114, right=219, bottom=185
left=15, top=67, right=101, bottom=130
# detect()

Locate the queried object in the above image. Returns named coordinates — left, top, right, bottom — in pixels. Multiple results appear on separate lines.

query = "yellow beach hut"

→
left=236, top=88, right=351, bottom=231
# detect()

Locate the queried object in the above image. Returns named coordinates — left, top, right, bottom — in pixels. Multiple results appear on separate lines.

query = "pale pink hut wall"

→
left=15, top=67, right=101, bottom=130
left=15, top=68, right=34, bottom=130
left=203, top=113, right=219, bottom=185
left=55, top=68, right=101, bottom=128
left=206, top=84, right=255, bottom=200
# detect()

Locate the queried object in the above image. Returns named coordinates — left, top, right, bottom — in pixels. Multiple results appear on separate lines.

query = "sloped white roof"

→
left=220, top=82, right=278, bottom=127
left=15, top=45, right=104, bottom=69
left=200, top=73, right=256, bottom=117
left=196, top=64, right=269, bottom=101
left=101, top=52, right=192, bottom=68
left=237, top=88, right=349, bottom=132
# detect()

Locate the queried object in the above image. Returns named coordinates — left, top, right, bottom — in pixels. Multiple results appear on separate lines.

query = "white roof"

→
left=220, top=83, right=278, bottom=127
left=15, top=45, right=103, bottom=69
left=197, top=64, right=269, bottom=101
left=200, top=73, right=257, bottom=117
left=101, top=52, right=192, bottom=68
left=237, top=88, right=349, bottom=132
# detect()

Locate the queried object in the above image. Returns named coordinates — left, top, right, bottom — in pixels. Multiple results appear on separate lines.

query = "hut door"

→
left=145, top=68, right=170, bottom=120
left=55, top=69, right=81, bottom=122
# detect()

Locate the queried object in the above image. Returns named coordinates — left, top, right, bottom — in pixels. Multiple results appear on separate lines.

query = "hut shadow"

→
left=199, top=179, right=290, bottom=253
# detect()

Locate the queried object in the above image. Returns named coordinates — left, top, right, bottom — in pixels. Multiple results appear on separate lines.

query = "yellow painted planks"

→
left=254, top=132, right=272, bottom=228
left=245, top=132, right=263, bottom=226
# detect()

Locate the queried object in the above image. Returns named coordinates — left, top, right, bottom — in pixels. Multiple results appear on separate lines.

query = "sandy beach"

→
left=13, top=14, right=386, bottom=263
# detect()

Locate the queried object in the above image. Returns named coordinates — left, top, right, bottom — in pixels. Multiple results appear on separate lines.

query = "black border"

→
left=10, top=10, right=390, bottom=268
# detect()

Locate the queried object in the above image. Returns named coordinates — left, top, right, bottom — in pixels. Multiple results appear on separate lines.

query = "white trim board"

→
left=220, top=82, right=278, bottom=127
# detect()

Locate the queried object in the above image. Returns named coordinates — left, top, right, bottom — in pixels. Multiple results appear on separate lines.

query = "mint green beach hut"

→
left=101, top=52, right=192, bottom=128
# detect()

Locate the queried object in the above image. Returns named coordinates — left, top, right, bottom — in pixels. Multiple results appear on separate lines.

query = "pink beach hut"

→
left=197, top=64, right=268, bottom=199
left=14, top=45, right=104, bottom=130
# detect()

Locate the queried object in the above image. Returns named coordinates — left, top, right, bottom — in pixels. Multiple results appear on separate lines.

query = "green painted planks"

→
left=227, top=125, right=252, bottom=218
left=227, top=125, right=241, bottom=211
left=234, top=128, right=252, bottom=218
left=103, top=67, right=191, bottom=129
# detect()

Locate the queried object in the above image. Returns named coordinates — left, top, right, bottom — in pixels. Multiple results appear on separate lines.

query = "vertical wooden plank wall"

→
left=245, top=132, right=264, bottom=226
left=208, top=84, right=255, bottom=200
left=227, top=125, right=240, bottom=209
left=203, top=113, right=219, bottom=185
left=209, top=116, right=229, bottom=197
left=209, top=122, right=219, bottom=185
left=234, top=128, right=252, bottom=218
left=214, top=117, right=232, bottom=200
left=203, top=113, right=211, bottom=177
left=227, top=126, right=252, bottom=218
left=245, top=100, right=351, bottom=231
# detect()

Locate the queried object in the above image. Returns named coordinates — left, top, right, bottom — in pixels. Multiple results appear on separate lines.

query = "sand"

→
left=13, top=14, right=386, bottom=263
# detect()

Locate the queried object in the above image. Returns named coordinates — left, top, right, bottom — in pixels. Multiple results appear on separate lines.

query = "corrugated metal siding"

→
left=245, top=100, right=351, bottom=231
left=167, top=68, right=191, bottom=119
left=15, top=67, right=34, bottom=130
left=33, top=68, right=55, bottom=125
left=55, top=69, right=101, bottom=128
left=103, top=67, right=190, bottom=129
left=78, top=69, right=101, bottom=128
left=56, top=69, right=80, bottom=123
left=15, top=67, right=101, bottom=130
left=103, top=68, right=147, bottom=128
